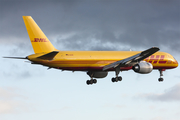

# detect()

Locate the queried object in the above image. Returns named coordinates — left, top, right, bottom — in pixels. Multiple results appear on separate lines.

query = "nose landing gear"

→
left=158, top=69, right=164, bottom=82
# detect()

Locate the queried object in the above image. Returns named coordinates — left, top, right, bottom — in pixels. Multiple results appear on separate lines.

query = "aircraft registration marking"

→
left=66, top=54, right=73, bottom=56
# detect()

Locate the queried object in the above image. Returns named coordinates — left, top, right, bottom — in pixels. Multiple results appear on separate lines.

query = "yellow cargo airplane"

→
left=4, top=16, right=178, bottom=85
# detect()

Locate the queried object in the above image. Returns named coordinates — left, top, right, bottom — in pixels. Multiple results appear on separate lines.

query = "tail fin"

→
left=22, top=16, right=57, bottom=53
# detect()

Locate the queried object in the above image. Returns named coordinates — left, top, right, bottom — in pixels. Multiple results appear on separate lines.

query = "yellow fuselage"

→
left=28, top=51, right=178, bottom=71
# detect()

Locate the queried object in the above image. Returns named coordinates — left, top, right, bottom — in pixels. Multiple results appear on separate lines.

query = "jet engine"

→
left=87, top=71, right=108, bottom=78
left=132, top=61, right=153, bottom=74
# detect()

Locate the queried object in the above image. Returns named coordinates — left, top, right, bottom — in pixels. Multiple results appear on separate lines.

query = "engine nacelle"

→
left=87, top=71, right=108, bottom=78
left=132, top=61, right=153, bottom=74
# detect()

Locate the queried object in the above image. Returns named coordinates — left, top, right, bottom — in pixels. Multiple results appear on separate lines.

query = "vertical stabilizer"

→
left=23, top=16, right=56, bottom=53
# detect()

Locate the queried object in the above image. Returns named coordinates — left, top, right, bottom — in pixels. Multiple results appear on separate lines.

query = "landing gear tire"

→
left=93, top=79, right=97, bottom=84
left=112, top=78, right=116, bottom=82
left=118, top=76, right=122, bottom=81
left=158, top=78, right=164, bottom=82
left=86, top=79, right=97, bottom=85
left=89, top=80, right=93, bottom=84
left=112, top=76, right=122, bottom=83
left=86, top=80, right=90, bottom=85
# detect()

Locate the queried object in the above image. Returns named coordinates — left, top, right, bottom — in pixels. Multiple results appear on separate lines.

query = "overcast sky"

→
left=0, top=1, right=180, bottom=120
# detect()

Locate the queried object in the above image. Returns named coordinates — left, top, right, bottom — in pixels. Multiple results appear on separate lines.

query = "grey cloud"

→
left=0, top=0, right=180, bottom=53
left=20, top=71, right=31, bottom=78
left=8, top=42, right=33, bottom=56
left=137, top=83, right=180, bottom=102
left=3, top=70, right=32, bottom=79
left=54, top=32, right=126, bottom=51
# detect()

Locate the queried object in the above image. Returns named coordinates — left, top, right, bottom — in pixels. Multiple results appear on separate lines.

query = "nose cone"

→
left=174, top=59, right=178, bottom=68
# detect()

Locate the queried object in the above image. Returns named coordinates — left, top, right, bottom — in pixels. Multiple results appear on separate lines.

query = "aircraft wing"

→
left=103, top=47, right=160, bottom=71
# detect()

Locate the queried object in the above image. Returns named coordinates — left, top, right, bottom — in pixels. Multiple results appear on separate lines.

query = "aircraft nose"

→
left=173, top=59, right=178, bottom=68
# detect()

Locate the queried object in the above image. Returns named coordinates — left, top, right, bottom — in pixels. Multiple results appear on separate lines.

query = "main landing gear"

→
left=158, top=69, right=164, bottom=82
left=86, top=72, right=97, bottom=85
left=112, top=67, right=122, bottom=83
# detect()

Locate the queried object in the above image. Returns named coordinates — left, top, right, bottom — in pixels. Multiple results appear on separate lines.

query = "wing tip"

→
left=152, top=47, right=160, bottom=50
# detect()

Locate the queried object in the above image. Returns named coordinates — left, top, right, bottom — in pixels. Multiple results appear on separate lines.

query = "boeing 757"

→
left=4, top=16, right=178, bottom=85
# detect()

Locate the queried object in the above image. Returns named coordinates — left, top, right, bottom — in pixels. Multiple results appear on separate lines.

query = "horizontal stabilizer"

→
left=3, top=57, right=27, bottom=59
left=37, top=51, right=59, bottom=60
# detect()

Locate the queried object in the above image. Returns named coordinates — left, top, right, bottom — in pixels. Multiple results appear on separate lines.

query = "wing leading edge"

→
left=103, top=47, right=160, bottom=71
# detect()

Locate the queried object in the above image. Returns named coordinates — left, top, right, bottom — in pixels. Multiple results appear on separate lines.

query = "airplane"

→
left=4, top=16, right=178, bottom=85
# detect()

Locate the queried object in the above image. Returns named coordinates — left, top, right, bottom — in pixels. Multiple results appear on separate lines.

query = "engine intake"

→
left=132, top=61, right=153, bottom=74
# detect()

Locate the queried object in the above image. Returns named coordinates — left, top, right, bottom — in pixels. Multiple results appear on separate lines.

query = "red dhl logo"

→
left=31, top=38, right=48, bottom=42
left=144, top=55, right=167, bottom=64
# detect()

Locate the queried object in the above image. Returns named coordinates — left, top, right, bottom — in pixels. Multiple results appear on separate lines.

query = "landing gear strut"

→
left=158, top=69, right=164, bottom=82
left=86, top=72, right=97, bottom=85
left=112, top=67, right=122, bottom=83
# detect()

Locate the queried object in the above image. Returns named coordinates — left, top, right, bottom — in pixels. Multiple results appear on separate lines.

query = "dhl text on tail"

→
left=4, top=16, right=178, bottom=85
